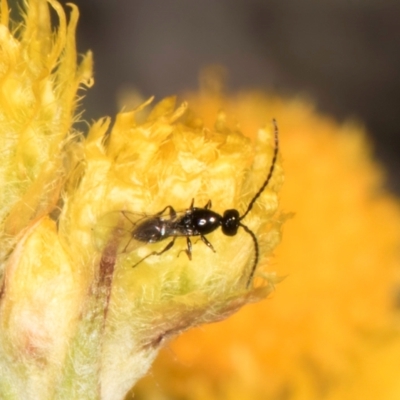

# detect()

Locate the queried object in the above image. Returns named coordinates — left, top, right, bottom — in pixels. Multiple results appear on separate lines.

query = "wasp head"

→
left=221, top=209, right=240, bottom=236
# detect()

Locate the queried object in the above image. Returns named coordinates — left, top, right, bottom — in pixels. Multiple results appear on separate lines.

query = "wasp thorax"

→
left=221, top=209, right=240, bottom=236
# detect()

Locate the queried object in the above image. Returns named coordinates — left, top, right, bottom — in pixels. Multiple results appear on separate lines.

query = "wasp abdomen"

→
left=133, top=217, right=167, bottom=243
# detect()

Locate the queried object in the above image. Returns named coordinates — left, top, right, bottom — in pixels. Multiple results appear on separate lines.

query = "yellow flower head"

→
left=0, top=0, right=92, bottom=240
left=0, top=3, right=283, bottom=399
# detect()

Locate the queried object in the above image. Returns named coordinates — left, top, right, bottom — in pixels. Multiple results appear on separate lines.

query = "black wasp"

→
left=95, top=120, right=279, bottom=287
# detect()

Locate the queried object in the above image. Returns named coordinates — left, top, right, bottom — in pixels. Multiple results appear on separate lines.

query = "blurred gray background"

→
left=62, top=1, right=399, bottom=193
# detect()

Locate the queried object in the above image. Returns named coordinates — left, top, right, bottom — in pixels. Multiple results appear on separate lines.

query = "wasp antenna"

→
left=239, top=223, right=259, bottom=287
left=240, top=119, right=279, bottom=221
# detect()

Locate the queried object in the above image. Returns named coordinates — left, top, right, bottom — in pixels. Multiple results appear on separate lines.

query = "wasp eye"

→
left=222, top=209, right=240, bottom=236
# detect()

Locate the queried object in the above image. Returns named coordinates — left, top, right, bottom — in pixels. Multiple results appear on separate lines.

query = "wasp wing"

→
left=93, top=210, right=149, bottom=255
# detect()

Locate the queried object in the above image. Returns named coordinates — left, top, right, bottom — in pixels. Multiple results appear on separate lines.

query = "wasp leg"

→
left=177, top=237, right=193, bottom=260
left=132, top=237, right=176, bottom=268
left=200, top=235, right=216, bottom=252
left=122, top=237, right=134, bottom=253
left=186, top=237, right=193, bottom=259
left=156, top=205, right=176, bottom=219
left=190, top=198, right=195, bottom=209
left=204, top=200, right=212, bottom=209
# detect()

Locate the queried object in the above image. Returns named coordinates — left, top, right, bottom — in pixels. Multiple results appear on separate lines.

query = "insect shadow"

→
left=94, top=120, right=279, bottom=287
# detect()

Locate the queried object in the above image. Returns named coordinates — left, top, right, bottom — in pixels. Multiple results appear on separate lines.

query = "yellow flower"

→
left=134, top=87, right=400, bottom=400
left=0, top=3, right=282, bottom=399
